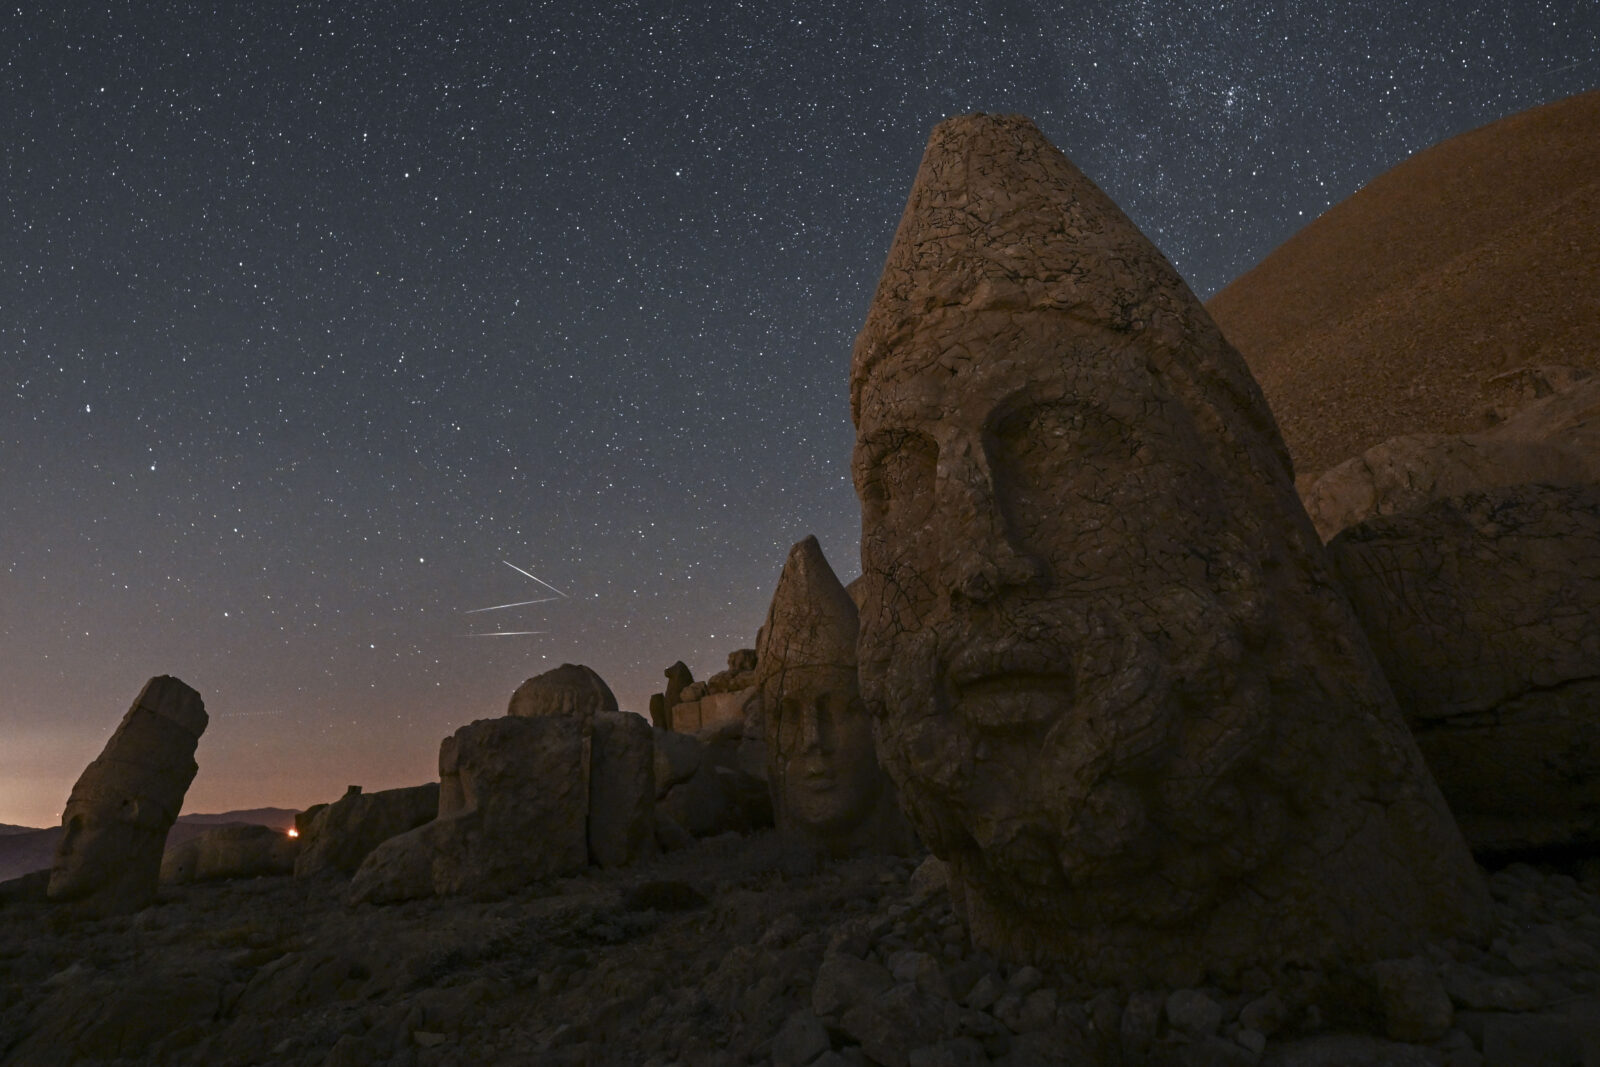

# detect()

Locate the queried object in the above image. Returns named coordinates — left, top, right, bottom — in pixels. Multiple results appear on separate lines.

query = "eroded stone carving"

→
left=849, top=113, right=1488, bottom=985
left=49, top=676, right=208, bottom=914
left=756, top=536, right=914, bottom=856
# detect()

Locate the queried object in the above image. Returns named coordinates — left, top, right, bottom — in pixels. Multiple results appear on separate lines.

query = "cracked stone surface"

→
left=1328, top=483, right=1600, bottom=855
left=848, top=112, right=1489, bottom=985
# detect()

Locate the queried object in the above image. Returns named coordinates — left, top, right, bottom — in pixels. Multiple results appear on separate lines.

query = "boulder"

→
left=652, top=727, right=703, bottom=797
left=349, top=714, right=589, bottom=903
left=848, top=113, right=1488, bottom=985
left=507, top=662, right=617, bottom=720
left=1327, top=482, right=1600, bottom=853
left=1301, top=433, right=1598, bottom=541
left=756, top=535, right=915, bottom=856
left=293, top=783, right=439, bottom=878
left=161, top=823, right=297, bottom=884
left=49, top=676, right=208, bottom=914
left=588, top=710, right=656, bottom=868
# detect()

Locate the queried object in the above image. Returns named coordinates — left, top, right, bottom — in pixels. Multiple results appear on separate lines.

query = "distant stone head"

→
left=756, top=535, right=913, bottom=856
left=49, top=675, right=208, bottom=914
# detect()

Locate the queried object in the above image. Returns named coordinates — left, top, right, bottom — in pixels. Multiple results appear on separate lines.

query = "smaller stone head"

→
left=757, top=536, right=913, bottom=855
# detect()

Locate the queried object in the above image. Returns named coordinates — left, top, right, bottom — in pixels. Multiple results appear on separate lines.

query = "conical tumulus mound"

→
left=849, top=113, right=1489, bottom=986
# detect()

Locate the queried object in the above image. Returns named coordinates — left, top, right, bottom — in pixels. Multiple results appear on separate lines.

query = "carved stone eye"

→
left=859, top=430, right=938, bottom=532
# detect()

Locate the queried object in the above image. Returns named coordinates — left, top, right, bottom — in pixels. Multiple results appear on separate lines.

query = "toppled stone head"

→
left=849, top=114, right=1487, bottom=984
left=756, top=536, right=914, bottom=856
left=50, top=676, right=208, bottom=913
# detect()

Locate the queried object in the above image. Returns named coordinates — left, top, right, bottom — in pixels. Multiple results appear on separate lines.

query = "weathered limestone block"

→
left=1302, top=433, right=1598, bottom=541
left=161, top=824, right=297, bottom=884
left=670, top=687, right=758, bottom=738
left=1327, top=483, right=1600, bottom=853
left=293, top=783, right=439, bottom=878
left=848, top=113, right=1488, bottom=985
left=504, top=661, right=602, bottom=823
left=589, top=710, right=657, bottom=868
left=697, top=687, right=757, bottom=736
left=49, top=676, right=208, bottom=914
left=756, top=535, right=916, bottom=856
left=348, top=715, right=589, bottom=903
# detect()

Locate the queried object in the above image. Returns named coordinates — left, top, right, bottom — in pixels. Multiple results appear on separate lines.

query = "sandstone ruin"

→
left=49, top=675, right=209, bottom=914
left=848, top=113, right=1489, bottom=985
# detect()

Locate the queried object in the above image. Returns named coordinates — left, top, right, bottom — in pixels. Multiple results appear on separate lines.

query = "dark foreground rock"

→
left=1328, top=483, right=1600, bottom=856
left=3, top=832, right=1598, bottom=1066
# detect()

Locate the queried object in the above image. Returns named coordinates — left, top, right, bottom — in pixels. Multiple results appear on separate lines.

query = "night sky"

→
left=4, top=2, right=1598, bottom=828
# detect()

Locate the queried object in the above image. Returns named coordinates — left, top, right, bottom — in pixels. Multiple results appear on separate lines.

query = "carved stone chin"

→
left=850, top=113, right=1489, bottom=986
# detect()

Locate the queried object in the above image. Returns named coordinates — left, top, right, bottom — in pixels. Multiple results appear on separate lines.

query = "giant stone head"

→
left=849, top=114, right=1488, bottom=985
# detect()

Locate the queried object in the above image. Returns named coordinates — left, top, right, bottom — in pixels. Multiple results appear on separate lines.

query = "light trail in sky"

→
left=462, top=596, right=563, bottom=614
left=502, top=561, right=568, bottom=598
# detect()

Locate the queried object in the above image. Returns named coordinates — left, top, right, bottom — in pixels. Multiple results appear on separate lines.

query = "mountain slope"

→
left=1207, top=90, right=1600, bottom=480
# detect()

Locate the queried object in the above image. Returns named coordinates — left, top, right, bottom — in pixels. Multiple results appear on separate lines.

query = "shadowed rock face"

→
left=49, top=676, right=208, bottom=914
left=1328, top=483, right=1600, bottom=855
left=849, top=113, right=1489, bottom=985
left=756, top=536, right=915, bottom=857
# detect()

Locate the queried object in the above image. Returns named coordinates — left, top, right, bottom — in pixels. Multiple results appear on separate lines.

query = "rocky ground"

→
left=3, top=833, right=1600, bottom=1066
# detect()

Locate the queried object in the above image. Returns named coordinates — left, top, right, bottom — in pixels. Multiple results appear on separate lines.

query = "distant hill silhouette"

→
left=1207, top=89, right=1600, bottom=480
left=0, top=807, right=299, bottom=883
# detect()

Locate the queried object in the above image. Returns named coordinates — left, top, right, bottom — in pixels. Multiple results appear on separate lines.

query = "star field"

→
left=3, top=1, right=1597, bottom=826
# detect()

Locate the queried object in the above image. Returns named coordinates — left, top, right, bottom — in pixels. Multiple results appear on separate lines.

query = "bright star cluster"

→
left=2, top=1, right=1596, bottom=825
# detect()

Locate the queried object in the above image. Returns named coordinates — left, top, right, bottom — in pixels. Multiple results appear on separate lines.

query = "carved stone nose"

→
left=952, top=546, right=1047, bottom=604
left=942, top=441, right=1048, bottom=603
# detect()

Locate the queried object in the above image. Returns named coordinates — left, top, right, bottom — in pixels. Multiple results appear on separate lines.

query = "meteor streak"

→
left=501, top=561, right=568, bottom=598
left=462, top=596, right=563, bottom=614
left=465, top=630, right=548, bottom=637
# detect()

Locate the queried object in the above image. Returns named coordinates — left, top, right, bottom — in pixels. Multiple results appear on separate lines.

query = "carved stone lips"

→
left=947, top=642, right=1072, bottom=692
